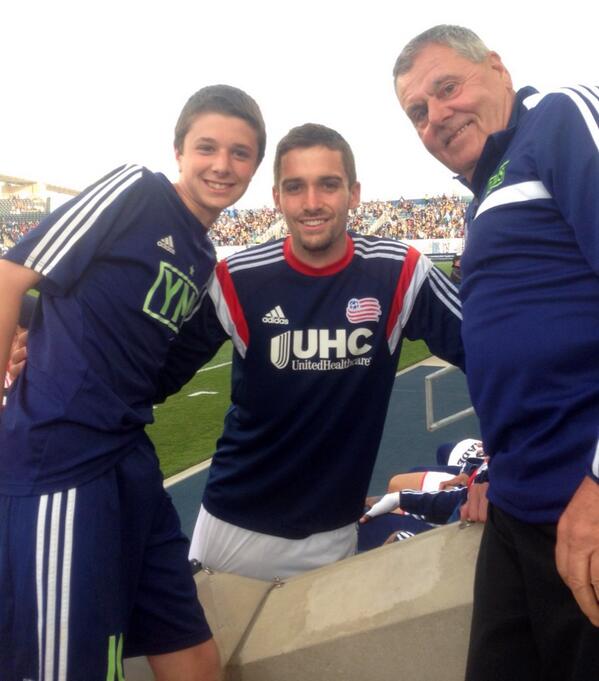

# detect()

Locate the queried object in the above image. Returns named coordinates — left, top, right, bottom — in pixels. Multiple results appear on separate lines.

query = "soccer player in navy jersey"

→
left=0, top=84, right=266, bottom=681
left=151, top=123, right=464, bottom=580
left=395, top=24, right=599, bottom=680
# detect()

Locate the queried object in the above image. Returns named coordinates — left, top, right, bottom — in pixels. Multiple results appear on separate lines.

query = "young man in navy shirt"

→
left=0, top=84, right=266, bottom=681
left=154, top=123, right=464, bottom=580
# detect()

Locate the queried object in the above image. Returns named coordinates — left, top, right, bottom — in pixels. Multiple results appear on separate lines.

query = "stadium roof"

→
left=0, top=174, right=79, bottom=196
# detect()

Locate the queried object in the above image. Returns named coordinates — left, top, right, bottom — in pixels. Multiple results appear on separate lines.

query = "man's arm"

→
left=400, top=486, right=468, bottom=525
left=401, top=251, right=465, bottom=370
left=556, top=475, right=599, bottom=626
left=360, top=487, right=468, bottom=525
left=7, top=328, right=28, bottom=382
left=0, top=260, right=41, bottom=405
left=153, top=289, right=229, bottom=404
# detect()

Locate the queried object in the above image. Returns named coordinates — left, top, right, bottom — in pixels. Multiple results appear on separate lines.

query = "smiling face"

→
left=273, top=145, right=361, bottom=268
left=395, top=43, right=514, bottom=182
left=174, top=112, right=259, bottom=228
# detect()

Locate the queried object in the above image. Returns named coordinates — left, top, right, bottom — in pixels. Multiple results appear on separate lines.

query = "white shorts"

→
left=189, top=505, right=357, bottom=581
left=421, top=471, right=457, bottom=492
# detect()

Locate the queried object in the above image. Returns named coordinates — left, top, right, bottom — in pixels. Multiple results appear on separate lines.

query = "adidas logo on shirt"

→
left=262, top=306, right=289, bottom=325
left=157, top=235, right=175, bottom=255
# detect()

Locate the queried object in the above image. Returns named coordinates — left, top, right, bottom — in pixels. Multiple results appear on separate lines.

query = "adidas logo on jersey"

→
left=262, top=306, right=289, bottom=325
left=157, top=235, right=175, bottom=255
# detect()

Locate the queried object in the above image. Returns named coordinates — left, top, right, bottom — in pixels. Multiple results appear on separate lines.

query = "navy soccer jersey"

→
left=460, top=85, right=599, bottom=523
left=177, top=233, right=464, bottom=539
left=0, top=164, right=217, bottom=495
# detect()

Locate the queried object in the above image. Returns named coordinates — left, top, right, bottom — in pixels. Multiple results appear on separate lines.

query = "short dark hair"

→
left=393, top=25, right=490, bottom=79
left=273, top=123, right=357, bottom=187
left=174, top=84, right=266, bottom=166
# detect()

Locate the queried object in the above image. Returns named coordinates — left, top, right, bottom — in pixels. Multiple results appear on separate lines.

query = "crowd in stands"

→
left=212, top=195, right=468, bottom=246
left=359, top=195, right=467, bottom=241
left=0, top=194, right=469, bottom=253
left=0, top=197, right=49, bottom=255
left=211, top=206, right=281, bottom=245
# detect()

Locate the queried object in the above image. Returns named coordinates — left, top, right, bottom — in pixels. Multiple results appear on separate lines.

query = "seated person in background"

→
left=358, top=440, right=487, bottom=550
left=386, top=438, right=483, bottom=494
left=362, top=459, right=488, bottom=526
left=450, top=254, right=462, bottom=285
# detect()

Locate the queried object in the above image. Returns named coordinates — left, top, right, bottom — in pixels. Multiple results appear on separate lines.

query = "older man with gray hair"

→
left=394, top=24, right=599, bottom=681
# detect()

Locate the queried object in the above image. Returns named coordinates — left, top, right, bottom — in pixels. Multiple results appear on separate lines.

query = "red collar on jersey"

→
left=283, top=234, right=354, bottom=276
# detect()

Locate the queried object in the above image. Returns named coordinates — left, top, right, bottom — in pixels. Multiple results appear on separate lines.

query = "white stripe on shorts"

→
left=36, top=490, right=77, bottom=681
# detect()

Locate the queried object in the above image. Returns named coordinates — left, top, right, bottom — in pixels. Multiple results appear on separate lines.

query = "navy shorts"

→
left=0, top=446, right=211, bottom=681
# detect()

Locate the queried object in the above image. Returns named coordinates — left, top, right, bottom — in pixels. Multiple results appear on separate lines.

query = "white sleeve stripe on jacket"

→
left=593, top=439, right=599, bottom=479
left=559, top=87, right=599, bottom=153
left=475, top=181, right=551, bottom=220
left=39, top=172, right=142, bottom=277
left=428, top=266, right=462, bottom=317
left=25, top=164, right=143, bottom=275
left=388, top=255, right=431, bottom=354
left=523, top=85, right=599, bottom=154
left=576, top=84, right=599, bottom=104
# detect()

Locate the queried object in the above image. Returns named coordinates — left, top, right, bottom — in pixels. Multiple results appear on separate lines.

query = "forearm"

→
left=154, top=295, right=228, bottom=403
left=0, top=260, right=41, bottom=403
left=1, top=314, right=21, bottom=407
left=400, top=487, right=467, bottom=524
left=403, top=260, right=465, bottom=371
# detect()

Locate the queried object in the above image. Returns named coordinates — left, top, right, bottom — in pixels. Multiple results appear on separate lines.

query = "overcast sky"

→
left=2, top=0, right=596, bottom=207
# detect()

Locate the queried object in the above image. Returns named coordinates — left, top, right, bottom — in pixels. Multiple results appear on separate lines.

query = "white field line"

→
left=165, top=357, right=448, bottom=488
left=164, top=359, right=231, bottom=486
left=196, top=361, right=232, bottom=373
left=165, top=457, right=213, bottom=487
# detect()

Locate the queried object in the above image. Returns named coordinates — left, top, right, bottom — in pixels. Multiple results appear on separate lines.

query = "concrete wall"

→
left=125, top=522, right=482, bottom=680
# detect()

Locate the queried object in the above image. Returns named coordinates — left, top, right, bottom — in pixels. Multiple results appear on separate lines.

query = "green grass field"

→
left=148, top=261, right=454, bottom=477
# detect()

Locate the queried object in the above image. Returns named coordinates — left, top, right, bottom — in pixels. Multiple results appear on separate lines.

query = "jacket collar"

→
left=458, top=86, right=538, bottom=197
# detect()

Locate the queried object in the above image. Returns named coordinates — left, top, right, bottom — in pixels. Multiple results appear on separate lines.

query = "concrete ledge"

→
left=197, top=570, right=274, bottom=665
left=124, top=572, right=272, bottom=679
left=125, top=522, right=482, bottom=680
left=228, top=522, right=481, bottom=680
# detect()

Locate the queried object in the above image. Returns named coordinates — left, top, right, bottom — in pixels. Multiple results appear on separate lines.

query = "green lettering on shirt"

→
left=143, top=261, right=200, bottom=332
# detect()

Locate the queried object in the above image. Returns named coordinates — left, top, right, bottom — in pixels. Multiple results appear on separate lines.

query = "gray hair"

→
left=393, top=25, right=490, bottom=78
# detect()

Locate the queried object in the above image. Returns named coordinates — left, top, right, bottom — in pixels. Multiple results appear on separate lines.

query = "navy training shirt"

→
left=460, top=85, right=599, bottom=522
left=0, top=165, right=216, bottom=495
left=196, top=234, right=464, bottom=538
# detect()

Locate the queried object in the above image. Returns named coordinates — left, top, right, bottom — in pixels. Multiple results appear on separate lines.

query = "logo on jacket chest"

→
left=484, top=159, right=510, bottom=198
left=270, top=328, right=373, bottom=370
left=143, top=261, right=200, bottom=332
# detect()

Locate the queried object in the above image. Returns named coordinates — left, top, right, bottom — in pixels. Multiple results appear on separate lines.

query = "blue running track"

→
left=167, top=363, right=480, bottom=539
